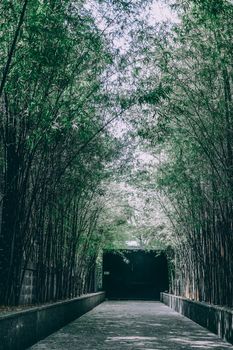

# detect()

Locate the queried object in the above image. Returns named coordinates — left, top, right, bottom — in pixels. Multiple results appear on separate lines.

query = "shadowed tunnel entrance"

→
left=103, top=249, right=169, bottom=300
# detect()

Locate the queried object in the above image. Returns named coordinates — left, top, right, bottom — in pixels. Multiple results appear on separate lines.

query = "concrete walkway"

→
left=29, top=301, right=233, bottom=349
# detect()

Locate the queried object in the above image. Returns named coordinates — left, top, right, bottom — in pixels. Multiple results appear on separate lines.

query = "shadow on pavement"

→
left=29, top=301, right=233, bottom=350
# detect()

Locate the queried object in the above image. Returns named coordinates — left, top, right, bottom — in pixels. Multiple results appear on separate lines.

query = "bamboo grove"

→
left=136, top=0, right=233, bottom=307
left=1, top=0, right=233, bottom=308
left=0, top=0, right=125, bottom=306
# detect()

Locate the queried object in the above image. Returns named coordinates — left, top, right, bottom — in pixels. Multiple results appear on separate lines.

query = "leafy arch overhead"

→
left=0, top=0, right=232, bottom=307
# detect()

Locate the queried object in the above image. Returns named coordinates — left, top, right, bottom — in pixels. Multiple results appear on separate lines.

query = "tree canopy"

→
left=0, top=0, right=232, bottom=307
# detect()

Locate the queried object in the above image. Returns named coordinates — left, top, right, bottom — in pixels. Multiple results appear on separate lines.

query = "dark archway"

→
left=103, top=249, right=169, bottom=300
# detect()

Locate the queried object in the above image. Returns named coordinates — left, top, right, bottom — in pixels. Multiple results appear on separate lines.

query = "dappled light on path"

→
left=29, top=301, right=233, bottom=349
left=106, top=335, right=232, bottom=349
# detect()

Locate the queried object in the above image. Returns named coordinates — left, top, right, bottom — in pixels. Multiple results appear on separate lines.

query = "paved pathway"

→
left=29, top=301, right=233, bottom=349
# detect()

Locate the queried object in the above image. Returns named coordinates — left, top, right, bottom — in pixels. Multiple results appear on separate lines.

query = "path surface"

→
left=29, top=301, right=233, bottom=349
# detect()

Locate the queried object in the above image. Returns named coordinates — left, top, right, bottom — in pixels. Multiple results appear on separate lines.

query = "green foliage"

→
left=138, top=83, right=171, bottom=105
left=1, top=0, right=232, bottom=307
left=0, top=0, right=124, bottom=305
left=132, top=0, right=233, bottom=305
